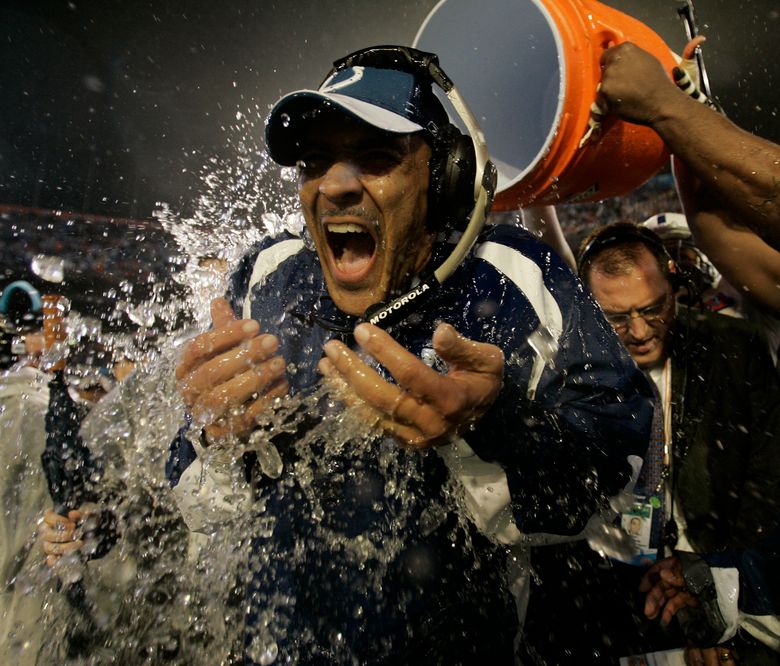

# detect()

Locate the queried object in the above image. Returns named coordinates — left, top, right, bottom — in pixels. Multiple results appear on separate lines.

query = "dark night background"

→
left=0, top=0, right=777, bottom=320
left=1, top=0, right=778, bottom=221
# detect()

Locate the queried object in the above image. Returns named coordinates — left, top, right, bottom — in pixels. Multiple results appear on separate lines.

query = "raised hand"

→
left=640, top=555, right=699, bottom=625
left=40, top=505, right=98, bottom=568
left=176, top=298, right=289, bottom=443
left=318, top=322, right=503, bottom=448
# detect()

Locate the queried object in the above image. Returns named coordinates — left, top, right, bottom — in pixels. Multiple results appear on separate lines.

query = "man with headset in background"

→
left=163, top=46, right=654, bottom=663
left=561, top=222, right=780, bottom=664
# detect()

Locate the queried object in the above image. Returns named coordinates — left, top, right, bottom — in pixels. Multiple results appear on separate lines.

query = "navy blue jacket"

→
left=167, top=224, right=653, bottom=664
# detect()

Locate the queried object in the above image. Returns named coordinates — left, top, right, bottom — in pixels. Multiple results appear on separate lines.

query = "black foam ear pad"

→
left=669, top=263, right=699, bottom=299
left=428, top=123, right=477, bottom=233
left=578, top=223, right=678, bottom=280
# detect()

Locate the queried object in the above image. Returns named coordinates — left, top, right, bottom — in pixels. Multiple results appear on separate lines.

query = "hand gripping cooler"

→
left=414, top=0, right=678, bottom=208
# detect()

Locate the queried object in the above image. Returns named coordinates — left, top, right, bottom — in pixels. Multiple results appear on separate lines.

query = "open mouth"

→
left=325, top=222, right=377, bottom=280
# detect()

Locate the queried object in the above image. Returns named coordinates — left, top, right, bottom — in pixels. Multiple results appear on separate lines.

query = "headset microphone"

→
left=362, top=161, right=496, bottom=328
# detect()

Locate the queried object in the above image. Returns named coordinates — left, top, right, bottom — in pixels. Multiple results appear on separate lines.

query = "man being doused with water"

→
left=167, top=46, right=653, bottom=664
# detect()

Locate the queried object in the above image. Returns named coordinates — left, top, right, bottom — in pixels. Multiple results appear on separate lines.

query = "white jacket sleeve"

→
left=171, top=434, right=253, bottom=534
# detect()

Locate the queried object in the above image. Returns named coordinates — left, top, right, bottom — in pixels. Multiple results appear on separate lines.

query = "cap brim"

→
left=265, top=90, right=425, bottom=165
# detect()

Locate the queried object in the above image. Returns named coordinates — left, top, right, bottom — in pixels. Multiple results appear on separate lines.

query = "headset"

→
left=577, top=223, right=688, bottom=293
left=324, top=46, right=498, bottom=329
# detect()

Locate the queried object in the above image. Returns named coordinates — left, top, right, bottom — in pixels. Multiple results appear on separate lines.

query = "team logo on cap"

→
left=320, top=66, right=365, bottom=93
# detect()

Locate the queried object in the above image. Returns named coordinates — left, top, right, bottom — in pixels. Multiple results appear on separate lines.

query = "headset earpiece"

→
left=428, top=123, right=477, bottom=232
left=328, top=46, right=479, bottom=235
left=662, top=254, right=691, bottom=295
left=578, top=223, right=684, bottom=290
left=669, top=270, right=684, bottom=293
left=669, top=264, right=702, bottom=304
left=667, top=258, right=683, bottom=291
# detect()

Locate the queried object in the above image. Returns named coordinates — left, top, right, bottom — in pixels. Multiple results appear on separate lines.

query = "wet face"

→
left=297, top=115, right=434, bottom=316
left=588, top=247, right=676, bottom=369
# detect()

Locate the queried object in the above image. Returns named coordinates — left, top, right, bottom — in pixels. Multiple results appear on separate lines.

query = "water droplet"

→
left=31, top=254, right=65, bottom=282
left=248, top=634, right=279, bottom=665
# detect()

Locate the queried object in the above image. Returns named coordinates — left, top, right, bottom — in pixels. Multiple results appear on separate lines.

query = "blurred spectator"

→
left=0, top=206, right=177, bottom=322
left=0, top=280, right=45, bottom=369
left=556, top=173, right=683, bottom=246
left=37, top=343, right=217, bottom=663
left=0, top=280, right=50, bottom=664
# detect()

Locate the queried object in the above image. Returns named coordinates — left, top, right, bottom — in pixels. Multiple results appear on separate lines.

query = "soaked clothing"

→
left=522, top=308, right=780, bottom=664
left=668, top=310, right=780, bottom=655
left=167, top=224, right=653, bottom=664
left=669, top=309, right=780, bottom=554
left=741, top=299, right=780, bottom=371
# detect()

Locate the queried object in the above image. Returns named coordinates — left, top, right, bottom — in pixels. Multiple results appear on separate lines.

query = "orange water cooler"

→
left=414, top=0, right=678, bottom=209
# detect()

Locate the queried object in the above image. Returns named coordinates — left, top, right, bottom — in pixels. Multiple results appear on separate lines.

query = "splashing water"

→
left=31, top=254, right=65, bottom=284
left=2, top=107, right=508, bottom=665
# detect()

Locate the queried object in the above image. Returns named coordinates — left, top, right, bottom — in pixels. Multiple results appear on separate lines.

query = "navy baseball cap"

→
left=265, top=63, right=449, bottom=166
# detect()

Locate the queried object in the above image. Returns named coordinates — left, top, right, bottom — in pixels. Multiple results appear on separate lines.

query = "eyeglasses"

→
left=603, top=295, right=671, bottom=331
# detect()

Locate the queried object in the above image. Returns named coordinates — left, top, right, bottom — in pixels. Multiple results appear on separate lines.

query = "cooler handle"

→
left=575, top=1, right=624, bottom=147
